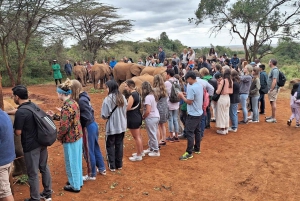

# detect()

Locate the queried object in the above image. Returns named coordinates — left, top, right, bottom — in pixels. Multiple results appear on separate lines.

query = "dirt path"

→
left=4, top=84, right=300, bottom=201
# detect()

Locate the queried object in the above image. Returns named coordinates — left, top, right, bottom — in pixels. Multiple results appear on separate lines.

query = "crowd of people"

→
left=1, top=45, right=300, bottom=201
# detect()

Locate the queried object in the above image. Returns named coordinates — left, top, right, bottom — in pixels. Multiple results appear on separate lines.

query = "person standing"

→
left=153, top=74, right=168, bottom=146
left=109, top=57, right=117, bottom=69
left=70, top=80, right=106, bottom=181
left=0, top=109, right=16, bottom=201
left=158, top=47, right=165, bottom=64
left=141, top=82, right=160, bottom=157
left=248, top=67, right=261, bottom=123
left=64, top=60, right=72, bottom=77
left=52, top=60, right=62, bottom=86
left=266, top=59, right=280, bottom=123
left=259, top=64, right=268, bottom=114
left=180, top=49, right=188, bottom=69
left=230, top=54, right=240, bottom=70
left=123, top=80, right=143, bottom=162
left=177, top=71, right=203, bottom=160
left=287, top=83, right=300, bottom=127
left=172, top=53, right=180, bottom=66
left=12, top=85, right=52, bottom=200
left=238, top=65, right=253, bottom=124
left=228, top=70, right=240, bottom=132
left=51, top=80, right=83, bottom=193
left=215, top=69, right=233, bottom=134
left=101, top=80, right=127, bottom=170
left=165, top=69, right=180, bottom=142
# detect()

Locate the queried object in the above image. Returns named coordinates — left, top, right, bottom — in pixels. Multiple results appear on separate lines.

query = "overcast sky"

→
left=66, top=0, right=281, bottom=48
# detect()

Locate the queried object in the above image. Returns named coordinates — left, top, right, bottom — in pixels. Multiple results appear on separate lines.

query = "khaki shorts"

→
left=0, top=163, right=13, bottom=198
left=268, top=88, right=280, bottom=102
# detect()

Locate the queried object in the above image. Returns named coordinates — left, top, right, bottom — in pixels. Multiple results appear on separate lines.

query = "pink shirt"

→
left=164, top=77, right=180, bottom=110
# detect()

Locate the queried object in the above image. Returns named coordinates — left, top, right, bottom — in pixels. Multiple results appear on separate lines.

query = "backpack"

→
left=200, top=82, right=210, bottom=114
left=21, top=104, right=57, bottom=146
left=277, top=70, right=286, bottom=87
left=168, top=80, right=181, bottom=103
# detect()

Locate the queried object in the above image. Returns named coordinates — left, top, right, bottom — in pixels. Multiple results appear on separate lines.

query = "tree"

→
left=62, top=0, right=133, bottom=61
left=191, top=0, right=300, bottom=61
left=0, top=0, right=77, bottom=86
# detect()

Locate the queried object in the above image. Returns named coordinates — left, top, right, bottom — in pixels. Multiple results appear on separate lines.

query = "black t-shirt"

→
left=14, top=101, right=40, bottom=153
left=230, top=81, right=240, bottom=104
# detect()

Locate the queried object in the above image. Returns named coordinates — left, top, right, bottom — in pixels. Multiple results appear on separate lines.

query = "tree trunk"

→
left=242, top=40, right=250, bottom=62
left=0, top=73, right=3, bottom=110
left=0, top=44, right=15, bottom=86
left=92, top=49, right=98, bottom=62
left=16, top=44, right=29, bottom=85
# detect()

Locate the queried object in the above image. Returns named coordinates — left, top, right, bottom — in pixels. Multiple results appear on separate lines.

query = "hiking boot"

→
left=238, top=120, right=248, bottom=124
left=63, top=185, right=80, bottom=193
left=266, top=118, right=277, bottom=123
left=148, top=151, right=160, bottom=157
left=287, top=119, right=292, bottom=126
left=129, top=155, right=143, bottom=161
left=83, top=175, right=96, bottom=181
left=228, top=127, right=237, bottom=132
left=174, top=137, right=179, bottom=142
left=179, top=152, right=193, bottom=160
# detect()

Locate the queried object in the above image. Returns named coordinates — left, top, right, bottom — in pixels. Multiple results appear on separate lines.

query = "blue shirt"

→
left=109, top=60, right=117, bottom=68
left=186, top=82, right=203, bottom=116
left=0, top=109, right=16, bottom=166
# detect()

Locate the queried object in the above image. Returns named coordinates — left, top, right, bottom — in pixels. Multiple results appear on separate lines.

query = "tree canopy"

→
left=191, top=0, right=300, bottom=61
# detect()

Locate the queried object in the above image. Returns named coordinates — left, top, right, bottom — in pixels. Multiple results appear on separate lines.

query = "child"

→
left=287, top=83, right=300, bottom=128
left=141, top=81, right=160, bottom=157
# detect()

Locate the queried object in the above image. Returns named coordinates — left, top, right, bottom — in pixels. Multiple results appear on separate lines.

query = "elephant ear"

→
left=130, top=64, right=145, bottom=76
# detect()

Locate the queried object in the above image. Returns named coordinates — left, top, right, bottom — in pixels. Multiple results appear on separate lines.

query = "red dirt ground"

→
left=3, top=84, right=300, bottom=201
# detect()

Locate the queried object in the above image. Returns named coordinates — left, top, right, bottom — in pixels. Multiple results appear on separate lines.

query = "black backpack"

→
left=168, top=80, right=181, bottom=103
left=277, top=70, right=286, bottom=87
left=21, top=104, right=57, bottom=146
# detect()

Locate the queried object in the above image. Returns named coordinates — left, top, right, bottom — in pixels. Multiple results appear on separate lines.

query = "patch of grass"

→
left=17, top=174, right=29, bottom=185
left=89, top=88, right=100, bottom=94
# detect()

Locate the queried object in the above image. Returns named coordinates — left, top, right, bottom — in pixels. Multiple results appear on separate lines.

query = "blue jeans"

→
left=83, top=122, right=106, bottom=177
left=259, top=93, right=265, bottom=113
left=168, top=109, right=179, bottom=133
left=229, top=103, right=238, bottom=129
left=199, top=114, right=206, bottom=137
left=240, top=94, right=249, bottom=122
left=251, top=96, right=260, bottom=121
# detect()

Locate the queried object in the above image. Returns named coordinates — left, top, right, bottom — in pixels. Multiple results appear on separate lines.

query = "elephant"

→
left=119, top=73, right=154, bottom=95
left=3, top=100, right=27, bottom=177
left=91, top=63, right=111, bottom=89
left=113, top=63, right=145, bottom=85
left=140, top=66, right=167, bottom=80
left=73, top=65, right=87, bottom=87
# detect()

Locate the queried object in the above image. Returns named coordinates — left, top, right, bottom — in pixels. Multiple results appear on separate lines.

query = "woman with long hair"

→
left=153, top=74, right=168, bottom=146
left=70, top=80, right=106, bottom=182
left=239, top=64, right=253, bottom=124
left=101, top=80, right=127, bottom=171
left=123, top=79, right=144, bottom=161
left=141, top=81, right=160, bottom=157
left=56, top=79, right=83, bottom=192
left=215, top=69, right=233, bottom=134
left=248, top=67, right=261, bottom=123
left=228, top=70, right=240, bottom=132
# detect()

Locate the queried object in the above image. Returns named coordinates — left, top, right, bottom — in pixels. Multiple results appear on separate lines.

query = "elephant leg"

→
left=12, top=135, right=27, bottom=177
left=100, top=79, right=104, bottom=89
left=80, top=75, right=86, bottom=87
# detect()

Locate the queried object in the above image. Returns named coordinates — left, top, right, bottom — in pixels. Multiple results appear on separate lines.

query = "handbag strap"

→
left=218, top=79, right=225, bottom=95
left=107, top=105, right=118, bottom=120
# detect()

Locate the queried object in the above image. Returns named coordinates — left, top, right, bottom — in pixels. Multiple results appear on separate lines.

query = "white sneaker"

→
left=148, top=151, right=160, bottom=157
left=129, top=155, right=143, bottom=161
left=132, top=152, right=145, bottom=157
left=216, top=130, right=226, bottom=135
left=83, top=175, right=96, bottom=181
left=266, top=118, right=277, bottom=123
left=143, top=148, right=152, bottom=154
left=249, top=120, right=259, bottom=123
left=228, top=127, right=237, bottom=132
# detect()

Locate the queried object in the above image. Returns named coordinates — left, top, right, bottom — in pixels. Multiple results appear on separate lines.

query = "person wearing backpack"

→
left=164, top=69, right=181, bottom=142
left=12, top=85, right=52, bottom=201
left=266, top=59, right=280, bottom=123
